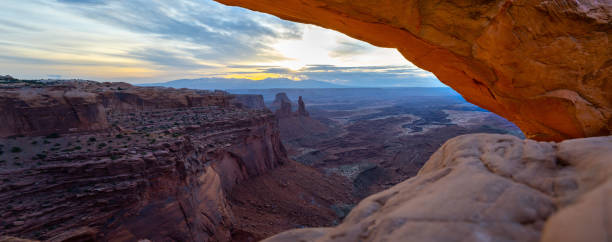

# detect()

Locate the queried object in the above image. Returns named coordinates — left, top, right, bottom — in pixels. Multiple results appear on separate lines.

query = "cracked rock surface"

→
left=263, top=133, right=612, bottom=242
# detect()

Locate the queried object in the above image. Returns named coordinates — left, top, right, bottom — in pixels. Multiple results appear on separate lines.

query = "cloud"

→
left=126, top=48, right=216, bottom=69
left=223, top=65, right=440, bottom=87
left=1, top=0, right=443, bottom=87
left=330, top=40, right=370, bottom=57
left=55, top=0, right=301, bottom=62
left=57, top=0, right=105, bottom=5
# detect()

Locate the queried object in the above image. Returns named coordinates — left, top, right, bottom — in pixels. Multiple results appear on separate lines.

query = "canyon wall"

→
left=0, top=81, right=262, bottom=138
left=215, top=0, right=612, bottom=141
left=263, top=133, right=612, bottom=242
left=0, top=115, right=287, bottom=241
left=0, top=85, right=109, bottom=138
left=0, top=81, right=289, bottom=241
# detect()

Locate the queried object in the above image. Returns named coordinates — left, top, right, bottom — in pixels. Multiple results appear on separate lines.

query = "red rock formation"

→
left=0, top=81, right=260, bottom=138
left=230, top=94, right=266, bottom=110
left=273, top=93, right=329, bottom=144
left=0, top=81, right=292, bottom=241
left=270, top=92, right=292, bottom=112
left=274, top=93, right=294, bottom=118
left=215, top=0, right=612, bottom=141
left=297, top=96, right=309, bottom=117
left=0, top=85, right=109, bottom=138
left=263, top=133, right=612, bottom=242
left=272, top=93, right=311, bottom=118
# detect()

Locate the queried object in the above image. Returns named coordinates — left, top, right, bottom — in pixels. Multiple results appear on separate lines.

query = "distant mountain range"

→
left=139, top=77, right=344, bottom=90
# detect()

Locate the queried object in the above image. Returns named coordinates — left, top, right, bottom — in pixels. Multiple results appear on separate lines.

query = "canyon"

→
left=211, top=0, right=612, bottom=241
left=0, top=81, right=610, bottom=242
left=0, top=80, right=353, bottom=241
left=244, top=89, right=524, bottom=198
left=1, top=1, right=610, bottom=240
left=215, top=0, right=612, bottom=141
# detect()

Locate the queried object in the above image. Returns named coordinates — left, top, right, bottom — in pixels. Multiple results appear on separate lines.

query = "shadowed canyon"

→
left=1, top=0, right=611, bottom=242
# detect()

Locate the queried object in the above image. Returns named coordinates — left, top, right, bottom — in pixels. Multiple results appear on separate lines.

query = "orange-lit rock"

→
left=215, top=0, right=612, bottom=141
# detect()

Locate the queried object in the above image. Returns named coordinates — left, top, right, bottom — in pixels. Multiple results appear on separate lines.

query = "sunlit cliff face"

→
left=0, top=0, right=438, bottom=87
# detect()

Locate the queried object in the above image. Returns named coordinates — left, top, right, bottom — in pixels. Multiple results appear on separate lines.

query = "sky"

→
left=0, top=0, right=443, bottom=87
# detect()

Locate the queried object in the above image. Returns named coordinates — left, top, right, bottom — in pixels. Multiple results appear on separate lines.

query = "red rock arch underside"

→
left=215, top=0, right=611, bottom=141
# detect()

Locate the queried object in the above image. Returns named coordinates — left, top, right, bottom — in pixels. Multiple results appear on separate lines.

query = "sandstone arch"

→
left=215, top=0, right=611, bottom=141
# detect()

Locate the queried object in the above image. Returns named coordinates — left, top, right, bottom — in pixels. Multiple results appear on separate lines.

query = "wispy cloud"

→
left=0, top=0, right=442, bottom=87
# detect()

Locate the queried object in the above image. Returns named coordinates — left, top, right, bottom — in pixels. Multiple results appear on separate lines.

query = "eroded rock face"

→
left=0, top=81, right=290, bottom=241
left=0, top=81, right=259, bottom=138
left=263, top=133, right=612, bottom=242
left=0, top=85, right=109, bottom=138
left=215, top=0, right=612, bottom=141
left=230, top=94, right=266, bottom=110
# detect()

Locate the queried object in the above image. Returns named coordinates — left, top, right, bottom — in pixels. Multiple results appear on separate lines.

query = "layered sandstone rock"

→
left=0, top=84, right=109, bottom=138
left=0, top=102, right=288, bottom=242
left=263, top=133, right=612, bottom=242
left=215, top=0, right=612, bottom=141
left=0, top=80, right=296, bottom=241
left=0, top=80, right=260, bottom=138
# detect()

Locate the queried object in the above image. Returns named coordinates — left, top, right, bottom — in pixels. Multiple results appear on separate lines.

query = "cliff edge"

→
left=264, top=133, right=612, bottom=242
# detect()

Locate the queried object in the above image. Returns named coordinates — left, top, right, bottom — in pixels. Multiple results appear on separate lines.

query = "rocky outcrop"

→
left=271, top=93, right=291, bottom=108
left=297, top=96, right=309, bottom=117
left=273, top=93, right=294, bottom=118
left=263, top=133, right=612, bottom=242
left=0, top=81, right=243, bottom=138
left=0, top=85, right=109, bottom=138
left=274, top=94, right=328, bottom=144
left=230, top=94, right=266, bottom=110
left=215, top=0, right=612, bottom=141
left=272, top=93, right=312, bottom=118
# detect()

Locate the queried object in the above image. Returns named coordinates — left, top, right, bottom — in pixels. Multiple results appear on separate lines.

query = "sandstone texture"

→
left=0, top=80, right=260, bottom=138
left=216, top=0, right=612, bottom=141
left=264, top=133, right=612, bottom=242
left=0, top=83, right=109, bottom=138
left=0, top=81, right=286, bottom=241
left=0, top=103, right=287, bottom=241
